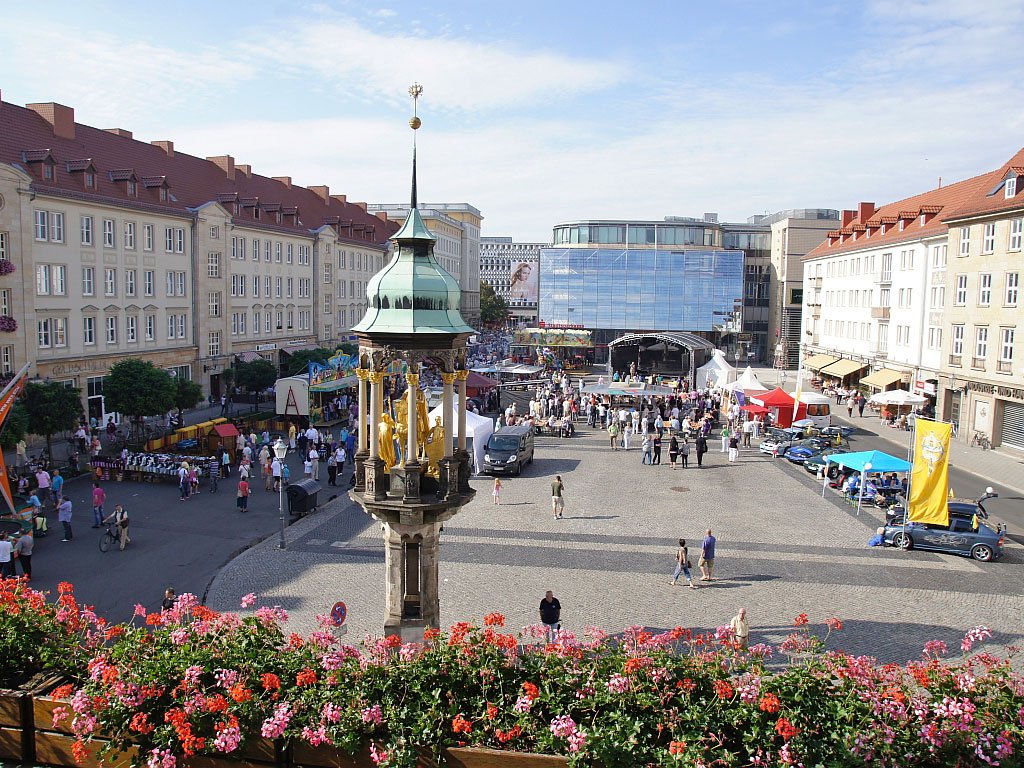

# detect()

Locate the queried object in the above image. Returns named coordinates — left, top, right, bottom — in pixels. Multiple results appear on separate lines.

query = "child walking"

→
left=492, top=477, right=502, bottom=505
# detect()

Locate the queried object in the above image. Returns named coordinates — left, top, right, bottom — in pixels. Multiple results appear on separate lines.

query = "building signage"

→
left=968, top=381, right=1024, bottom=401
left=49, top=361, right=105, bottom=375
left=256, top=344, right=279, bottom=352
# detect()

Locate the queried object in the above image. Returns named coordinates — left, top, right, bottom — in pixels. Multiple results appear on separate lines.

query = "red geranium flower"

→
left=825, top=616, right=843, bottom=631
left=775, top=717, right=801, bottom=739
left=296, top=668, right=318, bottom=686
left=261, top=673, right=281, bottom=691
left=521, top=682, right=539, bottom=700
left=483, top=612, right=506, bottom=627
left=793, top=613, right=809, bottom=627
left=669, top=740, right=687, bottom=755
left=452, top=714, right=472, bottom=734
left=759, top=693, right=781, bottom=713
left=485, top=703, right=498, bottom=720
left=228, top=684, right=251, bottom=703
left=713, top=680, right=734, bottom=700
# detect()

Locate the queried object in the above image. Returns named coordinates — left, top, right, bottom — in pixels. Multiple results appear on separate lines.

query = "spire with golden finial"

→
left=409, top=82, right=422, bottom=209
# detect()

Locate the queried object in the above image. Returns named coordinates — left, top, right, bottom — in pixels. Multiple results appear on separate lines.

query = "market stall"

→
left=511, top=328, right=594, bottom=370
left=748, top=387, right=806, bottom=428
left=206, top=422, right=241, bottom=463
left=91, top=453, right=216, bottom=483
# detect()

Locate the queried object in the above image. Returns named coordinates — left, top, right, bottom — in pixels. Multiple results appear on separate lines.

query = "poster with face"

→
left=509, top=260, right=538, bottom=303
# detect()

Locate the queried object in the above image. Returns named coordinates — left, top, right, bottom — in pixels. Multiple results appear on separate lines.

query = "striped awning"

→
left=803, top=354, right=840, bottom=371
left=860, top=368, right=907, bottom=389
left=818, top=358, right=867, bottom=378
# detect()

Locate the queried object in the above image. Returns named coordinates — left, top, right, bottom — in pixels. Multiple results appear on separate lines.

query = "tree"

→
left=0, top=401, right=29, bottom=451
left=103, top=359, right=175, bottom=433
left=479, top=280, right=509, bottom=327
left=233, top=359, right=278, bottom=410
left=173, top=378, right=204, bottom=423
left=22, top=382, right=81, bottom=456
left=283, top=348, right=336, bottom=377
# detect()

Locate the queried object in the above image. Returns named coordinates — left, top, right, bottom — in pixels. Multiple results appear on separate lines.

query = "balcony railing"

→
left=971, top=357, right=986, bottom=370
left=949, top=354, right=962, bottom=367
left=998, top=360, right=1013, bottom=373
left=876, top=271, right=892, bottom=284
left=870, top=306, right=890, bottom=319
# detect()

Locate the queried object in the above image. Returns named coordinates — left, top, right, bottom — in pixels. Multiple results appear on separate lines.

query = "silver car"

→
left=883, top=514, right=1006, bottom=562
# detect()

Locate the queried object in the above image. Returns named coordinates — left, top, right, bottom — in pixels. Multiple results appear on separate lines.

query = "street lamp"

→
left=274, top=438, right=288, bottom=549
left=856, top=461, right=872, bottom=516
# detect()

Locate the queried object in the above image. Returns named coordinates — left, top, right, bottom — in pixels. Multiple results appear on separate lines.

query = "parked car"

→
left=782, top=438, right=836, bottom=464
left=483, top=425, right=535, bottom=476
left=802, top=446, right=852, bottom=475
left=883, top=513, right=1006, bottom=562
left=758, top=427, right=804, bottom=456
left=818, top=425, right=855, bottom=441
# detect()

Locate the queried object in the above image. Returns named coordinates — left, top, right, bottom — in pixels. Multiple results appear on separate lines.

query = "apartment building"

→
left=940, top=148, right=1024, bottom=450
left=0, top=96, right=394, bottom=415
left=479, top=237, right=544, bottom=325
left=367, top=203, right=482, bottom=327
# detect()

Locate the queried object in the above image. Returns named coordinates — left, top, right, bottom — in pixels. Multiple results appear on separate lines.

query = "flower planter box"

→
left=34, top=731, right=138, bottom=768
left=444, top=747, right=569, bottom=768
left=291, top=742, right=376, bottom=768
left=0, top=674, right=68, bottom=764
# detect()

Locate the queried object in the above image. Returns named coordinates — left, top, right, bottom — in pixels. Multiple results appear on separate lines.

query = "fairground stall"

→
left=511, top=327, right=594, bottom=371
left=275, top=350, right=359, bottom=427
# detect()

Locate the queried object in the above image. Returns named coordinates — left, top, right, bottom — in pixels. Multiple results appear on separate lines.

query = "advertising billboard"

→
left=509, top=260, right=538, bottom=303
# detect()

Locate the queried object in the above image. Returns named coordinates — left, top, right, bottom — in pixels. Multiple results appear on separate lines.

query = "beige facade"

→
left=940, top=204, right=1024, bottom=450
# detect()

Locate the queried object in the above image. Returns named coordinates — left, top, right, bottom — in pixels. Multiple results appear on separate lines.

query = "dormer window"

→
left=159, top=188, right=167, bottom=202
left=85, top=171, right=95, bottom=189
left=920, top=214, right=926, bottom=226
left=127, top=179, right=137, bottom=197
left=898, top=219, right=905, bottom=231
left=109, top=169, right=138, bottom=197
left=1007, top=177, right=1017, bottom=199
left=42, top=164, right=54, bottom=181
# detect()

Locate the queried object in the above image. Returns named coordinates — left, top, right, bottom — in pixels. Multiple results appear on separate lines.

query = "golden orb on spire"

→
left=408, top=82, right=423, bottom=130
left=409, top=116, right=422, bottom=130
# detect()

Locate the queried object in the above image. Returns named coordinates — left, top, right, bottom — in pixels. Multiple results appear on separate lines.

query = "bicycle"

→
left=971, top=431, right=991, bottom=450
left=98, top=523, right=123, bottom=552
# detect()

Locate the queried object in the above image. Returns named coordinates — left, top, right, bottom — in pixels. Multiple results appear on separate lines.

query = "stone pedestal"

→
left=353, top=448, right=369, bottom=493
left=380, top=520, right=442, bottom=642
left=363, top=457, right=387, bottom=501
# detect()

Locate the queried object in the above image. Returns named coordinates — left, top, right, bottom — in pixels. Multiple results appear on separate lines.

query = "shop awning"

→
left=818, top=358, right=867, bottom=378
left=803, top=354, right=840, bottom=371
left=860, top=368, right=907, bottom=389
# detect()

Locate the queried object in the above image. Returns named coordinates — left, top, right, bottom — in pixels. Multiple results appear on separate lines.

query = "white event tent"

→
left=427, top=399, right=495, bottom=475
left=695, top=350, right=736, bottom=390
left=729, top=366, right=768, bottom=393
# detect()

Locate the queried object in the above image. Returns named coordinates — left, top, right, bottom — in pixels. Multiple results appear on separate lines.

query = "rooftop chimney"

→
left=330, top=194, right=347, bottom=206
left=151, top=140, right=174, bottom=157
left=104, top=128, right=133, bottom=139
left=273, top=176, right=292, bottom=189
left=857, top=201, right=876, bottom=222
left=374, top=211, right=390, bottom=222
left=207, top=155, right=235, bottom=181
left=236, top=164, right=252, bottom=178
left=840, top=209, right=856, bottom=227
left=26, top=102, right=75, bottom=140
left=308, top=185, right=330, bottom=203
left=352, top=201, right=367, bottom=211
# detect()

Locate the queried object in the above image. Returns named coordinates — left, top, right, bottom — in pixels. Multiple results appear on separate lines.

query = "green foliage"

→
left=173, top=378, right=204, bottom=414
left=479, top=280, right=509, bottom=326
left=104, top=359, right=175, bottom=421
left=22, top=381, right=81, bottom=453
left=0, top=400, right=29, bottom=450
left=233, top=359, right=279, bottom=394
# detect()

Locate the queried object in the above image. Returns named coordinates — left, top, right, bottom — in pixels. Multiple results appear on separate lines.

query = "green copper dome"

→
left=352, top=206, right=475, bottom=336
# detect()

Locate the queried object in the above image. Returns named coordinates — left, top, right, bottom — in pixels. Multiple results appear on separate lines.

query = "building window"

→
left=982, top=223, right=996, bottom=254
left=176, top=272, right=186, bottom=297
left=106, top=316, right=118, bottom=344
left=143, top=224, right=154, bottom=251
left=286, top=278, right=293, bottom=298
left=324, top=294, right=332, bottom=314
left=275, top=242, right=282, bottom=262
left=265, top=312, right=272, bottom=334
left=124, top=221, right=136, bottom=250
left=954, top=274, right=968, bottom=305
left=951, top=324, right=964, bottom=356
left=208, top=252, right=221, bottom=278
left=927, top=327, right=942, bottom=350
left=36, top=265, right=66, bottom=296
left=265, top=241, right=271, bottom=261
left=166, top=272, right=175, bottom=297
left=1006, top=273, right=1020, bottom=306
left=177, top=314, right=186, bottom=339
left=34, top=211, right=48, bottom=241
left=264, top=276, right=271, bottom=297
left=145, top=314, right=155, bottom=341
left=979, top=273, right=992, bottom=306
left=253, top=310, right=261, bottom=335
left=167, top=315, right=175, bottom=340
left=275, top=311, right=283, bottom=330
left=959, top=226, right=970, bottom=257
left=323, top=264, right=332, bottom=284
left=125, top=269, right=136, bottom=297
left=126, top=315, right=137, bottom=343
left=999, top=327, right=1015, bottom=366
left=209, top=292, right=221, bottom=317
left=275, top=277, right=282, bottom=298
left=208, top=332, right=221, bottom=357
left=105, top=268, right=117, bottom=297
left=165, top=227, right=175, bottom=253
left=975, top=326, right=989, bottom=359
left=252, top=238, right=260, bottom=261
left=80, top=216, right=93, bottom=246
left=210, top=226, right=220, bottom=239
left=253, top=275, right=260, bottom=297
left=144, top=270, right=154, bottom=297
left=1011, top=219, right=1023, bottom=251
left=83, top=316, right=95, bottom=345
left=1007, top=177, right=1017, bottom=198
left=103, top=218, right=115, bottom=248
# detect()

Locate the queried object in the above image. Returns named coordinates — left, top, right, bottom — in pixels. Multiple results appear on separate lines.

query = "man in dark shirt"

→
left=539, top=590, right=561, bottom=642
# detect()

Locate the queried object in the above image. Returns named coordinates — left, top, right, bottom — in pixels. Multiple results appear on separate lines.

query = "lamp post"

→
left=274, top=438, right=288, bottom=549
left=857, top=461, right=872, bottom=516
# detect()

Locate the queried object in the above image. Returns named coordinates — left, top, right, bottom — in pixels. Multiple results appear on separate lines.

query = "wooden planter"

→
left=0, top=674, right=67, bottom=764
left=444, top=747, right=569, bottom=768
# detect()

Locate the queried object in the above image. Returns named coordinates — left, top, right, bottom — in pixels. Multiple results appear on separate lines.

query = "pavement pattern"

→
left=207, top=413, right=1024, bottom=665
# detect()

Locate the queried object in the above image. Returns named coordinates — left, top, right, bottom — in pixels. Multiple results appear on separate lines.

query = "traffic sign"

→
left=330, top=601, right=348, bottom=626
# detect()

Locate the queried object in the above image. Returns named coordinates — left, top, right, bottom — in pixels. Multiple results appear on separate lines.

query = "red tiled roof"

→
left=0, top=99, right=398, bottom=248
left=943, top=147, right=1024, bottom=221
left=805, top=156, right=1010, bottom=260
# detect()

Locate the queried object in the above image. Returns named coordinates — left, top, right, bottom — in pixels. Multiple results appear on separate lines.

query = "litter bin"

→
left=286, top=478, right=322, bottom=517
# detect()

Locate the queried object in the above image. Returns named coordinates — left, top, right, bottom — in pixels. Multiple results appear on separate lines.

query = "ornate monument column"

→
left=353, top=368, right=369, bottom=492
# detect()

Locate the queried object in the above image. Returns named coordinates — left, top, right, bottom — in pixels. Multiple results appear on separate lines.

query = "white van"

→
left=790, top=391, right=832, bottom=430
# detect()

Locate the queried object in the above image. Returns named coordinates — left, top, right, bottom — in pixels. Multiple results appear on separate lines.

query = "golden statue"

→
left=378, top=412, right=398, bottom=473
left=416, top=387, right=430, bottom=451
left=423, top=416, right=446, bottom=479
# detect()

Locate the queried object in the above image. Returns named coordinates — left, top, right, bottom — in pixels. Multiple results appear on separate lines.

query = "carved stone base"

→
left=440, top=456, right=460, bottom=501
left=402, top=461, right=422, bottom=502
left=353, top=448, right=369, bottom=493
left=363, top=457, right=387, bottom=501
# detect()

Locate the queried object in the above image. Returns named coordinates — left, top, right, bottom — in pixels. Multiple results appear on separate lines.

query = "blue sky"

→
left=2, top=0, right=1022, bottom=240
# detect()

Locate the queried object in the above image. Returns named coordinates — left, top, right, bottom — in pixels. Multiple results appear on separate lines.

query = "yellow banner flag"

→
left=908, top=418, right=952, bottom=526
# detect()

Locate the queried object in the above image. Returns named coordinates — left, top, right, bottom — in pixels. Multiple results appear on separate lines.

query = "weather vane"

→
left=409, top=82, right=422, bottom=130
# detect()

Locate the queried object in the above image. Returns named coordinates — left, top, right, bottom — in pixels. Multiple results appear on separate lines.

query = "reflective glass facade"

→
left=538, top=248, right=743, bottom=332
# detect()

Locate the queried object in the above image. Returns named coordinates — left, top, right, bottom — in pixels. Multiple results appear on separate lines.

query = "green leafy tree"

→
left=103, top=359, right=175, bottom=434
left=173, top=378, right=204, bottom=423
left=283, top=348, right=336, bottom=377
left=22, top=381, right=82, bottom=456
left=479, top=280, right=509, bottom=327
left=233, top=359, right=279, bottom=410
left=0, top=401, right=29, bottom=450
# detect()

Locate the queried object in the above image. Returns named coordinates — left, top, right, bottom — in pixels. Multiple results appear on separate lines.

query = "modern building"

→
left=540, top=217, right=746, bottom=364
left=479, top=236, right=544, bottom=324
left=939, top=148, right=1024, bottom=450
left=367, top=203, right=482, bottom=327
left=753, top=209, right=839, bottom=369
left=0, top=97, right=394, bottom=417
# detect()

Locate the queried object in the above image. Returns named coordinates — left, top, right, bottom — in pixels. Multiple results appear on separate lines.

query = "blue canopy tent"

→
left=824, top=450, right=911, bottom=473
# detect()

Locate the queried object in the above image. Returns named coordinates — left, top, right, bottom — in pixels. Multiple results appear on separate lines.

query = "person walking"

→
left=14, top=530, right=33, bottom=580
left=699, top=529, right=716, bottom=581
left=539, top=590, right=562, bottom=643
left=730, top=607, right=749, bottom=650
left=695, top=434, right=708, bottom=467
left=178, top=463, right=190, bottom=501
left=288, top=423, right=297, bottom=451
left=857, top=393, right=867, bottom=418
left=335, top=444, right=347, bottom=479
left=221, top=449, right=231, bottom=478
left=50, top=470, right=65, bottom=508
left=0, top=532, right=14, bottom=578
left=652, top=432, right=662, bottom=465
left=742, top=419, right=754, bottom=448
left=720, top=424, right=730, bottom=453
left=846, top=395, right=856, bottom=418
left=271, top=457, right=282, bottom=492
left=34, top=468, right=52, bottom=509
left=622, top=422, right=633, bottom=451
left=607, top=421, right=619, bottom=450
left=91, top=483, right=106, bottom=528
left=236, top=477, right=250, bottom=513
left=669, top=435, right=679, bottom=469
left=308, top=447, right=320, bottom=481
left=641, top=433, right=652, bottom=465
left=57, top=496, right=73, bottom=542
left=492, top=477, right=502, bottom=505
left=15, top=438, right=27, bottom=470
left=551, top=475, right=565, bottom=520
left=326, top=453, right=338, bottom=486
left=680, top=437, right=690, bottom=468
left=670, top=538, right=697, bottom=589
left=728, top=433, right=740, bottom=463
left=102, top=504, right=131, bottom=550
